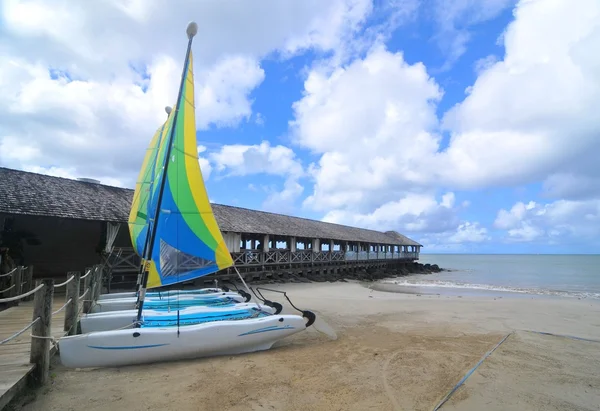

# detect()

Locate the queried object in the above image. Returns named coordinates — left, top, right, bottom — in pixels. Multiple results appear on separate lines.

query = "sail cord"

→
left=30, top=334, right=58, bottom=351
left=233, top=266, right=262, bottom=311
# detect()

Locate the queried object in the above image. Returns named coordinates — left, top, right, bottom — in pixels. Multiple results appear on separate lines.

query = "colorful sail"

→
left=127, top=117, right=172, bottom=256
left=144, top=49, right=234, bottom=289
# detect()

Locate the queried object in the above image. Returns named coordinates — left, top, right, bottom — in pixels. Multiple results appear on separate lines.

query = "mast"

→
left=135, top=22, right=199, bottom=323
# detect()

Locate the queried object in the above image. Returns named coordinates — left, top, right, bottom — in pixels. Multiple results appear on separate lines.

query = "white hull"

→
left=59, top=315, right=308, bottom=368
left=90, top=292, right=245, bottom=313
left=98, top=288, right=223, bottom=300
left=80, top=303, right=275, bottom=333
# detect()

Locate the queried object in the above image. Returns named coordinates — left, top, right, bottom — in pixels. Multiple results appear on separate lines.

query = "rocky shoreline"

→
left=244, top=262, right=445, bottom=285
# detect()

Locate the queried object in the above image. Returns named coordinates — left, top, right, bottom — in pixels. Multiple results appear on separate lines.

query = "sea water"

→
left=381, top=254, right=600, bottom=300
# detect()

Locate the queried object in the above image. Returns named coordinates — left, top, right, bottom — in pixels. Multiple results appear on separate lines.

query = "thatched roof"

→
left=0, top=167, right=422, bottom=246
left=384, top=231, right=422, bottom=246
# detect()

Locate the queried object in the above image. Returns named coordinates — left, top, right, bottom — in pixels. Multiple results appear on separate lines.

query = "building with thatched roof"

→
left=0, top=167, right=422, bottom=278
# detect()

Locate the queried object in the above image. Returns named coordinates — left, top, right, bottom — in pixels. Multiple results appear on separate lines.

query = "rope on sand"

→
left=432, top=331, right=514, bottom=411
left=432, top=329, right=599, bottom=410
left=522, top=330, right=600, bottom=344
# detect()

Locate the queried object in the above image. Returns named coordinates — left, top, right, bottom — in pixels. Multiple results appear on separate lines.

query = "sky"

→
left=0, top=0, right=599, bottom=254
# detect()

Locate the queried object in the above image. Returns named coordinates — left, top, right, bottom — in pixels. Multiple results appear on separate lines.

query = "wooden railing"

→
left=110, top=247, right=419, bottom=273
left=104, top=247, right=420, bottom=292
left=0, top=264, right=104, bottom=405
left=228, top=249, right=419, bottom=265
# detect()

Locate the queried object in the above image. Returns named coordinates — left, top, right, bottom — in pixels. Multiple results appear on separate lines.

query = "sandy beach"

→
left=13, top=280, right=600, bottom=411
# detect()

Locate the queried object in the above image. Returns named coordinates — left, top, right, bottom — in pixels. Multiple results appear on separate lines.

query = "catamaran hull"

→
left=80, top=303, right=276, bottom=333
left=90, top=292, right=245, bottom=313
left=59, top=315, right=307, bottom=368
left=97, top=288, right=223, bottom=300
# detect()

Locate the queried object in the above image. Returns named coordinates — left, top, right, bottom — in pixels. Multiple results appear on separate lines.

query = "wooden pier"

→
left=0, top=265, right=103, bottom=409
left=106, top=246, right=421, bottom=291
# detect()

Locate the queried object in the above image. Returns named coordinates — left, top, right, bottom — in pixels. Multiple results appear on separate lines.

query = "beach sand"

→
left=14, top=280, right=600, bottom=411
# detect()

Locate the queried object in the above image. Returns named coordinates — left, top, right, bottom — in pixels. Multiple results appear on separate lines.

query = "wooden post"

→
left=106, top=258, right=113, bottom=294
left=7, top=268, right=16, bottom=299
left=64, top=271, right=80, bottom=335
left=8, top=266, right=23, bottom=307
left=23, top=266, right=34, bottom=300
left=82, top=267, right=92, bottom=313
left=94, top=265, right=104, bottom=301
left=30, top=279, right=54, bottom=386
left=88, top=266, right=98, bottom=310
left=15, top=267, right=23, bottom=295
left=90, top=265, right=99, bottom=302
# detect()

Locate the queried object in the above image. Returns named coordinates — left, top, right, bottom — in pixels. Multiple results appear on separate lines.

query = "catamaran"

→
left=89, top=289, right=247, bottom=312
left=97, top=287, right=225, bottom=300
left=91, top=116, right=249, bottom=313
left=58, top=21, right=315, bottom=368
left=80, top=303, right=279, bottom=333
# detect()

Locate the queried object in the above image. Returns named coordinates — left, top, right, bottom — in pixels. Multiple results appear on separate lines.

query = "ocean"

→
left=382, top=254, right=600, bottom=300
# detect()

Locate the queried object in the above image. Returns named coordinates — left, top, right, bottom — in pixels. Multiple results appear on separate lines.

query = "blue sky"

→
left=0, top=0, right=598, bottom=254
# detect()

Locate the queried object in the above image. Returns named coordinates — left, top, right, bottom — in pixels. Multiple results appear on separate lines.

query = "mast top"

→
left=186, top=22, right=198, bottom=40
left=165, top=106, right=172, bottom=115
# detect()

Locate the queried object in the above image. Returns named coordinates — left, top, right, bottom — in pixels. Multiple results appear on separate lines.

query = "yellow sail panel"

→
left=180, top=52, right=234, bottom=270
left=146, top=259, right=162, bottom=289
left=128, top=123, right=165, bottom=256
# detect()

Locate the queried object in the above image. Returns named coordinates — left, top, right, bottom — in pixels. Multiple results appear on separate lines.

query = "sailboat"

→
left=58, top=22, right=315, bottom=368
left=91, top=118, right=248, bottom=313
left=82, top=102, right=279, bottom=332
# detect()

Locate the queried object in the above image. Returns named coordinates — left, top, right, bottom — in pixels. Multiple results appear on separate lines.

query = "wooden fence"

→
left=0, top=264, right=104, bottom=408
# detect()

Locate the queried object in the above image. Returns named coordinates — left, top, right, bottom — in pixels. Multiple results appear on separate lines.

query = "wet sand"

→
left=13, top=280, right=600, bottom=411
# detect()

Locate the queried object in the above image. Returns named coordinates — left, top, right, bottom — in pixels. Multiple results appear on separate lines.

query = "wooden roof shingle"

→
left=0, top=167, right=422, bottom=246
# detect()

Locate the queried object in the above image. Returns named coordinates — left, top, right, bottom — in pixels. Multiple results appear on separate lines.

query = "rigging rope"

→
left=78, top=287, right=90, bottom=301
left=0, top=283, right=44, bottom=304
left=54, top=275, right=75, bottom=288
left=0, top=283, right=15, bottom=294
left=0, top=267, right=18, bottom=278
left=233, top=266, right=262, bottom=311
left=432, top=332, right=513, bottom=411
left=0, top=317, right=40, bottom=345
left=52, top=298, right=72, bottom=315
left=80, top=269, right=92, bottom=280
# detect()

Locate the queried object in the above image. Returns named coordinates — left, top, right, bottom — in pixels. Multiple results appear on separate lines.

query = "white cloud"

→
left=209, top=141, right=305, bottom=212
left=494, top=199, right=600, bottom=243
left=493, top=201, right=537, bottom=230
left=474, top=54, right=498, bottom=74
left=541, top=173, right=600, bottom=201
left=417, top=221, right=490, bottom=252
left=430, top=0, right=515, bottom=68
left=289, top=43, right=478, bottom=243
left=210, top=141, right=303, bottom=179
left=287, top=0, right=600, bottom=247
left=0, top=0, right=373, bottom=79
left=195, top=56, right=265, bottom=129
left=321, top=192, right=463, bottom=234
left=439, top=0, right=600, bottom=190
left=254, top=113, right=265, bottom=126
left=447, top=222, right=490, bottom=243
left=0, top=51, right=253, bottom=186
left=262, top=178, right=305, bottom=214
left=197, top=145, right=213, bottom=180
left=0, top=0, right=374, bottom=187
left=291, top=43, right=443, bottom=214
